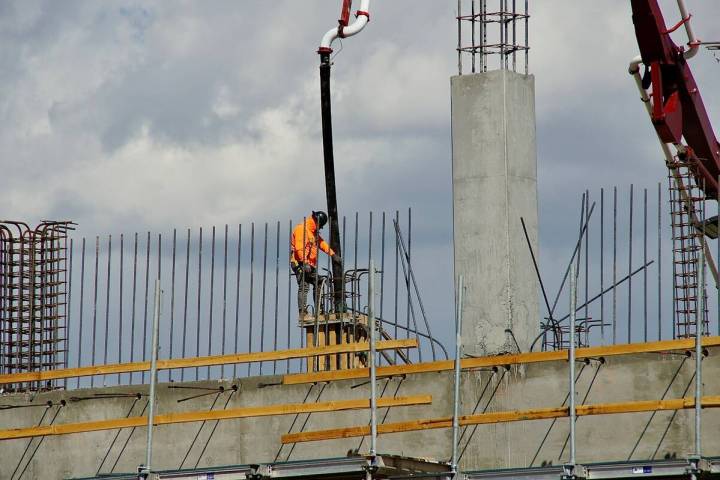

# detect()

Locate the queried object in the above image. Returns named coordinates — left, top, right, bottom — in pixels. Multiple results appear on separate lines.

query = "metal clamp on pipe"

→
left=319, top=0, right=371, bottom=54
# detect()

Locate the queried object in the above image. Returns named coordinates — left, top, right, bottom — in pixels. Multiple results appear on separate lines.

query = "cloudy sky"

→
left=1, top=1, right=719, bottom=348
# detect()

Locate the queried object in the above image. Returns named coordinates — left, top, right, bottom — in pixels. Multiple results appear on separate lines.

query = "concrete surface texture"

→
left=0, top=348, right=718, bottom=479
left=451, top=70, right=540, bottom=357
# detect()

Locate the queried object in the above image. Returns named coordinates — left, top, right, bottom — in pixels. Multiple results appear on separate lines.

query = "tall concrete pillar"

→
left=451, top=70, right=539, bottom=356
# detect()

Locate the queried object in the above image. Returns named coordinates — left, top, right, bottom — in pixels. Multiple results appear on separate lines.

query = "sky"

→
left=1, top=0, right=719, bottom=353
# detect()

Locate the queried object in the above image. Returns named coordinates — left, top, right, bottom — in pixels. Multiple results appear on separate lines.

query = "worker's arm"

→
left=317, top=236, right=335, bottom=257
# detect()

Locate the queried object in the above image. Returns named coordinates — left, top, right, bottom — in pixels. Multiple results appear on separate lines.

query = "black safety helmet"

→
left=312, top=211, right=328, bottom=229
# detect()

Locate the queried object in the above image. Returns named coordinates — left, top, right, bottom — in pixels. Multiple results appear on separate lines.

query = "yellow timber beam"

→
left=282, top=336, right=720, bottom=385
left=281, top=395, right=720, bottom=444
left=0, top=394, right=432, bottom=441
left=0, top=339, right=417, bottom=385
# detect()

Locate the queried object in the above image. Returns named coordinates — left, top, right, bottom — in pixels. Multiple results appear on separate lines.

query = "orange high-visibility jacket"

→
left=291, top=217, right=334, bottom=267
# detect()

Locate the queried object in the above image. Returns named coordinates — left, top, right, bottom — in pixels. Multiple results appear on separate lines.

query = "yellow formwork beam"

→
left=0, top=338, right=417, bottom=385
left=0, top=394, right=432, bottom=441
left=282, top=336, right=720, bottom=385
left=281, top=395, right=720, bottom=444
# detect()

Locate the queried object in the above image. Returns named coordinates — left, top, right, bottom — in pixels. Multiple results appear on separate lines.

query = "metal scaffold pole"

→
left=565, top=264, right=577, bottom=479
left=691, top=232, right=705, bottom=478
left=140, top=278, right=161, bottom=478
left=368, top=259, right=378, bottom=479
left=451, top=276, right=464, bottom=476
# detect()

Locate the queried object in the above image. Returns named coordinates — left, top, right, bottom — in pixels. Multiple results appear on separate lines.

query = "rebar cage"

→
left=456, top=0, right=530, bottom=75
left=0, top=221, right=75, bottom=392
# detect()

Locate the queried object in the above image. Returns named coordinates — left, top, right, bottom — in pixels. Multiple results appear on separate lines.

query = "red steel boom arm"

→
left=631, top=0, right=720, bottom=197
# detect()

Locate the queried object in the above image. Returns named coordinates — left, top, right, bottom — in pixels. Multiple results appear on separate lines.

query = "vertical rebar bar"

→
left=248, top=223, right=255, bottom=377
left=512, top=0, right=517, bottom=72
left=234, top=224, right=242, bottom=379
left=169, top=229, right=176, bottom=381
left=118, top=234, right=124, bottom=384
left=104, top=235, right=112, bottom=378
left=286, top=220, right=292, bottom=374
left=131, top=233, right=138, bottom=384
left=451, top=275, right=464, bottom=474
left=66, top=238, right=73, bottom=388
left=181, top=229, right=190, bottom=382
left=524, top=0, right=529, bottom=73
left=77, top=238, right=86, bottom=387
left=260, top=223, right=268, bottom=374
left=273, top=221, right=280, bottom=374
left=613, top=187, right=618, bottom=344
left=457, top=0, right=462, bottom=75
left=471, top=0, right=475, bottom=73
left=628, top=185, right=634, bottom=343
left=195, top=228, right=203, bottom=381
left=353, top=213, right=359, bottom=342
left=380, top=213, right=387, bottom=360
left=208, top=226, right=216, bottom=379
left=91, top=237, right=99, bottom=387
left=221, top=225, right=228, bottom=379
left=499, top=0, right=505, bottom=69
left=142, top=232, right=150, bottom=384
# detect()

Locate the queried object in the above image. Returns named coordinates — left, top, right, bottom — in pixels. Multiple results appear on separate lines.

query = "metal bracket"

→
left=562, top=463, right=576, bottom=480
left=686, top=455, right=707, bottom=478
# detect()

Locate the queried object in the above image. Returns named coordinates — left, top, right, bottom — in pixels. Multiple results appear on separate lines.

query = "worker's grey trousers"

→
left=293, top=264, right=320, bottom=315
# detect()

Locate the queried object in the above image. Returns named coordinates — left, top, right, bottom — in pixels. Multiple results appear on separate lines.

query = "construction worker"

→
left=291, top=211, right=342, bottom=315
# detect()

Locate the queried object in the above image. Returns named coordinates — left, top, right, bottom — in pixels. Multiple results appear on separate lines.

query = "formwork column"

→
left=451, top=70, right=539, bottom=356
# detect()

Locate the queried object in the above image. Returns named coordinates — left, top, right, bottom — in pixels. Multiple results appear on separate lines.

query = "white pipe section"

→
left=319, top=0, right=370, bottom=52
left=676, top=0, right=700, bottom=59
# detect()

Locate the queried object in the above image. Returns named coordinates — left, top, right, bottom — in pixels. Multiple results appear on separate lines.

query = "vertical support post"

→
left=565, top=264, right=577, bottom=478
left=451, top=276, right=464, bottom=476
left=141, top=278, right=161, bottom=477
left=319, top=52, right=344, bottom=312
left=368, top=259, right=377, bottom=458
left=695, top=237, right=704, bottom=457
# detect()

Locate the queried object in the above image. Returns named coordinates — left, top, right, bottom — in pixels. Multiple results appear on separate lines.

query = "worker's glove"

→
left=301, top=263, right=313, bottom=274
left=332, top=254, right=342, bottom=264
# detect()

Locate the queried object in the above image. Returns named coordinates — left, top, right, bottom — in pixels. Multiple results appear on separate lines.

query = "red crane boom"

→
left=630, top=0, right=720, bottom=197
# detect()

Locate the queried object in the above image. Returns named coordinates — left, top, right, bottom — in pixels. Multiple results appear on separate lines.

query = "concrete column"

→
left=451, top=70, right=539, bottom=356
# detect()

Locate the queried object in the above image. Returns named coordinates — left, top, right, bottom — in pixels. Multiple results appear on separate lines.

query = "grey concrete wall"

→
left=451, top=70, right=540, bottom=356
left=1, top=349, right=719, bottom=479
